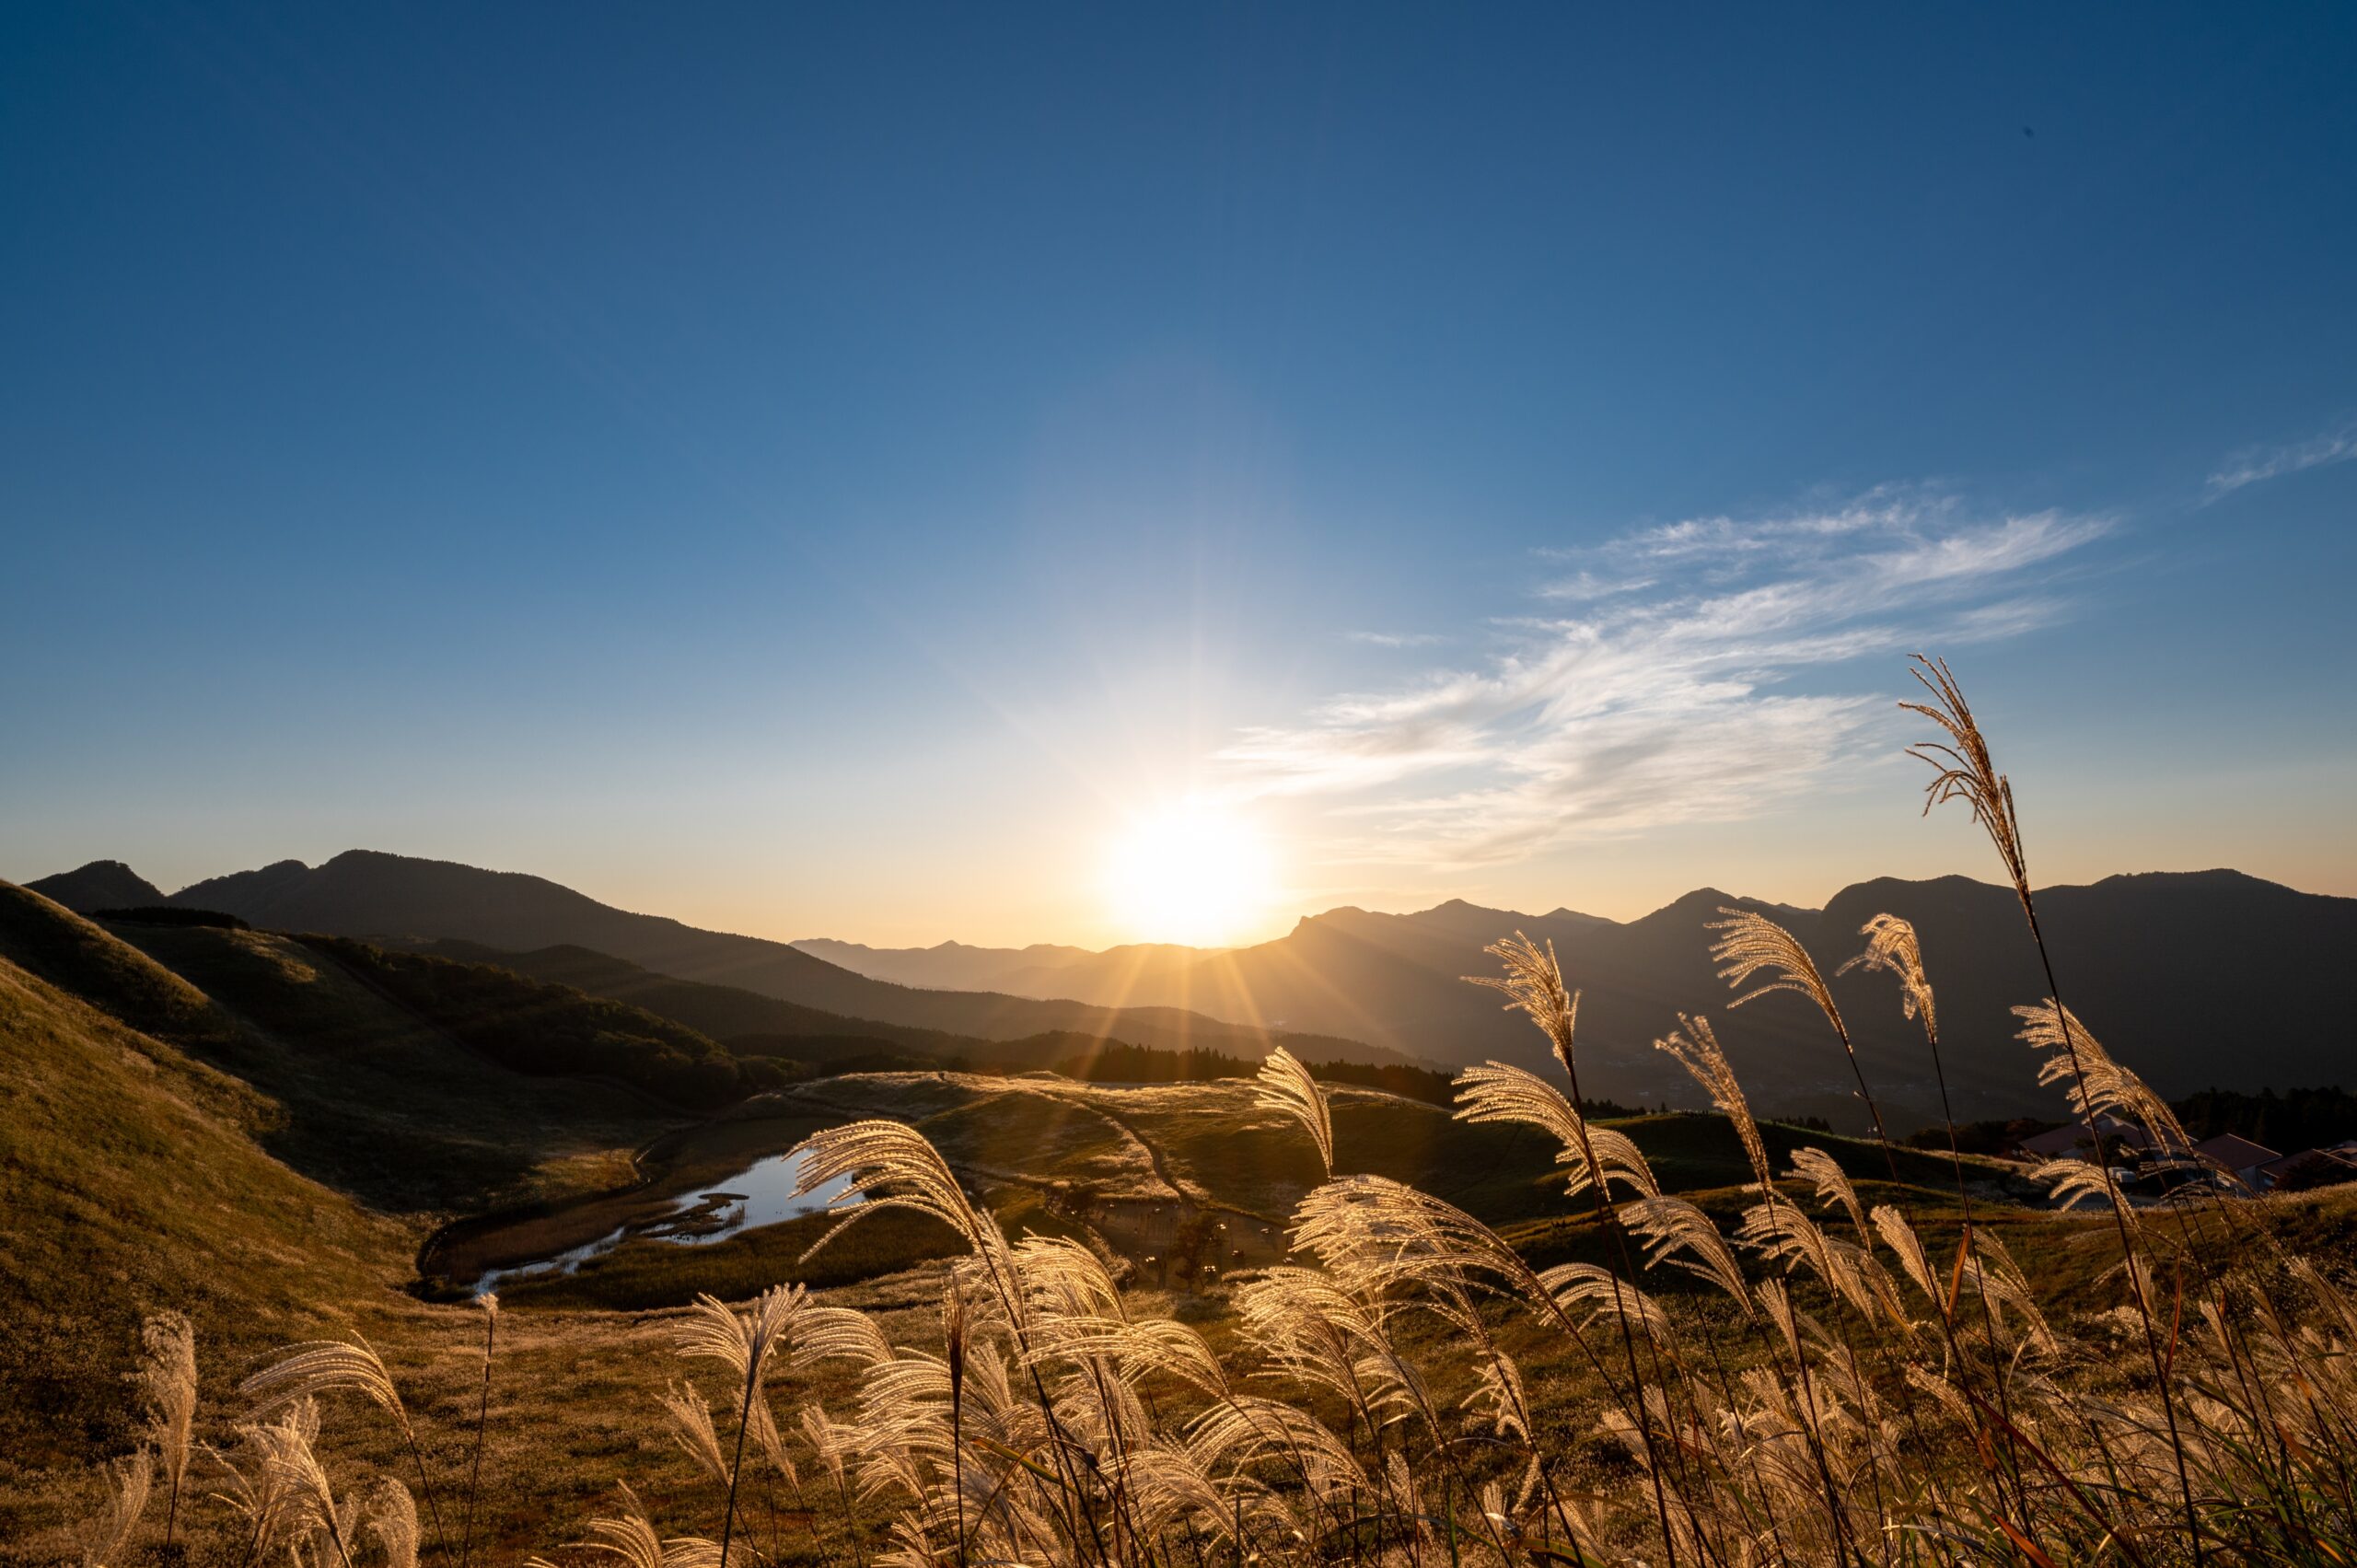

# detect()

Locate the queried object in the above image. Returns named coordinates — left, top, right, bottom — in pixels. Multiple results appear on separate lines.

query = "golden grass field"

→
left=7, top=659, right=2357, bottom=1567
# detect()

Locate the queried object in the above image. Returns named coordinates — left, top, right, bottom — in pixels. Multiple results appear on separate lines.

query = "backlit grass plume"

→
left=1901, top=654, right=2029, bottom=911
left=77, top=1451, right=150, bottom=1568
left=135, top=1310, right=196, bottom=1554
left=1251, top=1045, right=1332, bottom=1177
left=242, top=1333, right=450, bottom=1563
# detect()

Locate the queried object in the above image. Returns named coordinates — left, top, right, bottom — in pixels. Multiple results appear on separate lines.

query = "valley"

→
left=7, top=858, right=2356, bottom=1565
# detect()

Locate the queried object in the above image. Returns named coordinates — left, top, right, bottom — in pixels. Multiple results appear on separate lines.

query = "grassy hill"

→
left=0, top=949, right=402, bottom=1480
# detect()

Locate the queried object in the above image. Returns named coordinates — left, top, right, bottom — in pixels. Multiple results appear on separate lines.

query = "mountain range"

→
left=21, top=851, right=1389, bottom=1065
left=24, top=852, right=2353, bottom=1127
left=801, top=871, right=2357, bottom=1122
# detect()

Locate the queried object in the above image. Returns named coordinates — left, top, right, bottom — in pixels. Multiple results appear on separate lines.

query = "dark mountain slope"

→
left=20, top=859, right=165, bottom=912
left=162, top=850, right=1398, bottom=1062
left=794, top=869, right=2357, bottom=1124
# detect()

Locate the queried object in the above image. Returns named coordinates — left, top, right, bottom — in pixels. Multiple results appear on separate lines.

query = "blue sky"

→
left=4, top=3, right=2353, bottom=945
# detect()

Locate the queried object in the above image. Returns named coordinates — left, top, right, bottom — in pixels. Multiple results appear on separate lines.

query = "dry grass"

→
left=28, top=654, right=2357, bottom=1567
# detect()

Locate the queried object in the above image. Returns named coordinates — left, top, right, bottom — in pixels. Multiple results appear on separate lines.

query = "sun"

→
left=1102, top=798, right=1278, bottom=947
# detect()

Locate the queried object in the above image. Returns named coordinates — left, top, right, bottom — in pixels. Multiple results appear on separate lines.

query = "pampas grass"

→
left=1250, top=1047, right=1332, bottom=1179
left=60, top=654, right=2357, bottom=1567
left=77, top=1450, right=150, bottom=1568
left=244, top=1333, right=452, bottom=1564
left=135, top=1309, right=196, bottom=1556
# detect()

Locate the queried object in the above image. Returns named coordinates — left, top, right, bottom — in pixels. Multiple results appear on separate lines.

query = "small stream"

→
left=471, top=1148, right=859, bottom=1292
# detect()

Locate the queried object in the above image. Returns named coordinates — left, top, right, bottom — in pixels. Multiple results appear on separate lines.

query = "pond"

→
left=469, top=1147, right=860, bottom=1292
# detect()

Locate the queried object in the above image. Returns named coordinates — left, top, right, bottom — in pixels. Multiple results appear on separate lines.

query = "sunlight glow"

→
left=1101, top=798, right=1278, bottom=947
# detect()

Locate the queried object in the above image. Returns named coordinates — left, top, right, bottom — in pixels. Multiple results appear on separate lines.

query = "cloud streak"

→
left=1225, top=489, right=2108, bottom=868
left=2208, top=415, right=2357, bottom=497
left=1343, top=630, right=1447, bottom=648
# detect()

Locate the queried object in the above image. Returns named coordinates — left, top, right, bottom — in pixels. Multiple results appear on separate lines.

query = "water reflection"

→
left=474, top=1148, right=856, bottom=1291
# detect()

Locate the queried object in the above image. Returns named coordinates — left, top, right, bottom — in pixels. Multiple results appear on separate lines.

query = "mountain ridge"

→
left=25, top=854, right=2350, bottom=1122
left=27, top=850, right=1402, bottom=1066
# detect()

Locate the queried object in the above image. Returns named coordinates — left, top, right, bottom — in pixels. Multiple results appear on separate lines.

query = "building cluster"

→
left=2010, top=1115, right=2357, bottom=1195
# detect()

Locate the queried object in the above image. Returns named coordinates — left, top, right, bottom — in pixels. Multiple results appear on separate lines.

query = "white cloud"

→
left=2207, top=415, right=2357, bottom=498
left=1343, top=630, right=1447, bottom=648
left=1223, top=489, right=2109, bottom=868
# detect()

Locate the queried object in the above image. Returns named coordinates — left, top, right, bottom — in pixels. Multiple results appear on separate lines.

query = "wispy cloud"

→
left=1225, top=488, right=2109, bottom=868
left=1343, top=630, right=1447, bottom=648
left=2207, top=414, right=2357, bottom=498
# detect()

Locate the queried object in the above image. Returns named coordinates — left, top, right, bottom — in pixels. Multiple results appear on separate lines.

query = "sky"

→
left=4, top=3, right=2354, bottom=948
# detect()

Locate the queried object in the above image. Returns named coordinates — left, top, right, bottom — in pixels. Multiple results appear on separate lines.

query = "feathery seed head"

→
left=78, top=1450, right=152, bottom=1568
left=1454, top=1061, right=1659, bottom=1199
left=1468, top=934, right=1580, bottom=1077
left=1251, top=1047, right=1332, bottom=1178
left=674, top=1285, right=805, bottom=1387
left=240, top=1335, right=410, bottom=1432
left=2014, top=1000, right=2190, bottom=1154
left=1839, top=913, right=1937, bottom=1037
left=789, top=1121, right=998, bottom=1265
left=1654, top=1014, right=1772, bottom=1191
left=135, top=1310, right=197, bottom=1500
left=657, top=1379, right=731, bottom=1489
left=368, top=1479, right=419, bottom=1568
left=1900, top=654, right=2031, bottom=907
left=1707, top=907, right=1847, bottom=1040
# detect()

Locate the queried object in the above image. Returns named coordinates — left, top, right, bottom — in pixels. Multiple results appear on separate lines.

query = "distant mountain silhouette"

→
left=139, top=850, right=1395, bottom=1064
left=35, top=849, right=2349, bottom=1125
left=25, top=860, right=166, bottom=912
left=795, top=871, right=2357, bottom=1129
left=791, top=935, right=1209, bottom=997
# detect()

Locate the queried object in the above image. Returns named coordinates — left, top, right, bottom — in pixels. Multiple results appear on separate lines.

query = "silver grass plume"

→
left=1901, top=654, right=2031, bottom=912
left=1251, top=1046, right=1332, bottom=1178
left=241, top=1334, right=409, bottom=1425
left=1466, top=934, right=1580, bottom=1076
left=370, top=1479, right=420, bottom=1568
left=792, top=1306, right=895, bottom=1372
left=674, top=1286, right=805, bottom=1387
left=2014, top=1000, right=2192, bottom=1156
left=1870, top=1206, right=1942, bottom=1307
left=266, top=1404, right=355, bottom=1568
left=1708, top=907, right=1849, bottom=1038
left=745, top=1388, right=798, bottom=1496
left=789, top=1121, right=1004, bottom=1268
left=1619, top=1194, right=1756, bottom=1311
left=1840, top=913, right=1936, bottom=1037
left=571, top=1483, right=723, bottom=1568
left=1453, top=1061, right=1660, bottom=1200
left=135, top=1310, right=196, bottom=1551
left=1533, top=1262, right=1673, bottom=1336
left=2028, top=1157, right=2140, bottom=1225
left=459, top=1290, right=497, bottom=1568
left=205, top=1400, right=317, bottom=1566
left=1710, top=908, right=1900, bottom=1150
left=673, top=1287, right=802, bottom=1568
left=1786, top=1147, right=1870, bottom=1248
left=659, top=1381, right=732, bottom=1490
left=78, top=1450, right=151, bottom=1568
left=242, top=1338, right=447, bottom=1565
left=1654, top=1015, right=1772, bottom=1191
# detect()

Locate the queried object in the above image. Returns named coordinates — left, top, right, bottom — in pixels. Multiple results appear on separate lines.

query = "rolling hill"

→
left=26, top=851, right=1397, bottom=1064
